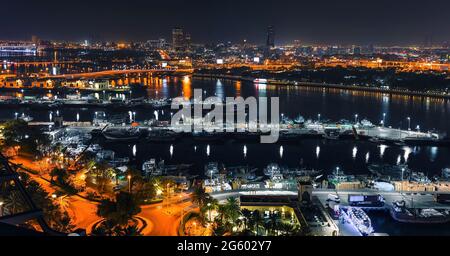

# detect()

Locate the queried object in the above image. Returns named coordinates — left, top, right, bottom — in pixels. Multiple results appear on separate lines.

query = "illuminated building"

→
left=172, top=27, right=185, bottom=52
left=266, top=25, right=275, bottom=48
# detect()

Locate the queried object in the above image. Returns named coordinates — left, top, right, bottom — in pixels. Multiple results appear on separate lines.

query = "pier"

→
left=45, top=119, right=449, bottom=147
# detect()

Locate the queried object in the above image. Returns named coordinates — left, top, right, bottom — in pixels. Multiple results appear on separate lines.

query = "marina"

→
left=2, top=77, right=450, bottom=237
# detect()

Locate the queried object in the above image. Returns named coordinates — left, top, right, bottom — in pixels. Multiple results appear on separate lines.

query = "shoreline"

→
left=1, top=72, right=449, bottom=100
left=192, top=73, right=450, bottom=100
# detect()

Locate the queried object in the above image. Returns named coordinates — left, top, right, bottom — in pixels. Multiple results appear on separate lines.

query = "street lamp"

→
left=382, top=113, right=386, bottom=127
left=318, top=113, right=321, bottom=123
left=354, top=114, right=358, bottom=124
left=407, top=117, right=411, bottom=131
left=127, top=175, right=132, bottom=193
left=52, top=194, right=57, bottom=199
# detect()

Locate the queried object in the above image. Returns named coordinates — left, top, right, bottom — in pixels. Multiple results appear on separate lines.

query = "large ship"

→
left=102, top=127, right=147, bottom=141
left=390, top=201, right=450, bottom=224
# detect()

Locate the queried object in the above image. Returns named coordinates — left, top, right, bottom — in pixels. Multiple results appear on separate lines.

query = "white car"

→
left=327, top=193, right=340, bottom=203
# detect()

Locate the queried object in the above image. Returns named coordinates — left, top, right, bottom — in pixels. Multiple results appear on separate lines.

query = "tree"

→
left=4, top=190, right=26, bottom=214
left=251, top=210, right=264, bottom=235
left=133, top=180, right=157, bottom=204
left=121, top=225, right=142, bottom=236
left=1, top=120, right=49, bottom=155
left=278, top=222, right=299, bottom=236
left=51, top=211, right=76, bottom=233
left=90, top=161, right=114, bottom=193
left=50, top=168, right=68, bottom=184
left=200, top=197, right=218, bottom=223
left=241, top=208, right=252, bottom=230
left=224, top=197, right=241, bottom=224
left=96, top=192, right=141, bottom=226
left=191, top=186, right=209, bottom=208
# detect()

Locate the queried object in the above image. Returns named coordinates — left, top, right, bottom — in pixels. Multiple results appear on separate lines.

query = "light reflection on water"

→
left=1, top=77, right=450, bottom=174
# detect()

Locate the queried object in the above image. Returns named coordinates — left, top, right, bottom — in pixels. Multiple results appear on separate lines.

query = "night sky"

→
left=3, top=0, right=450, bottom=45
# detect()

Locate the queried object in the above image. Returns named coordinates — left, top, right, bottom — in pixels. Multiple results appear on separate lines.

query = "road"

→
left=139, top=192, right=196, bottom=236
left=9, top=156, right=103, bottom=230
left=49, top=69, right=192, bottom=79
left=8, top=156, right=198, bottom=236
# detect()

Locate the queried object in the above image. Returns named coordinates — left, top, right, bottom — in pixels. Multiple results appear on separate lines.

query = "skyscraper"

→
left=266, top=26, right=275, bottom=48
left=184, top=32, right=191, bottom=50
left=172, top=27, right=184, bottom=52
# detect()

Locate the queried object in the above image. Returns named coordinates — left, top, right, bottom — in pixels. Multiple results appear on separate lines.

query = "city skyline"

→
left=3, top=0, right=450, bottom=46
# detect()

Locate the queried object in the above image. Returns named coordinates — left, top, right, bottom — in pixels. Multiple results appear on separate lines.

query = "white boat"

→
left=263, top=163, right=281, bottom=177
left=360, top=119, right=375, bottom=128
left=142, top=159, right=162, bottom=176
left=293, top=115, right=305, bottom=124
left=410, top=172, right=431, bottom=183
left=346, top=207, right=374, bottom=236
left=442, top=168, right=450, bottom=180
left=18, top=113, right=33, bottom=122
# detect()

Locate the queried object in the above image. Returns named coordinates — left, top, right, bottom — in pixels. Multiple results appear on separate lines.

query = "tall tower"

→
left=184, top=32, right=191, bottom=51
left=266, top=25, right=275, bottom=48
left=172, top=27, right=185, bottom=52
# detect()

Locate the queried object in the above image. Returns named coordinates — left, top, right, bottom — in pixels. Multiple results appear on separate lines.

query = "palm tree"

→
left=57, top=195, right=70, bottom=211
left=278, top=222, right=301, bottom=236
left=4, top=190, right=26, bottom=214
left=96, top=192, right=141, bottom=226
left=200, top=197, right=218, bottom=223
left=121, top=225, right=142, bottom=236
left=241, top=208, right=252, bottom=230
left=191, top=186, right=209, bottom=208
left=51, top=211, right=75, bottom=233
left=224, top=197, right=241, bottom=224
left=268, top=211, right=278, bottom=235
left=90, top=163, right=114, bottom=193
left=251, top=210, right=264, bottom=236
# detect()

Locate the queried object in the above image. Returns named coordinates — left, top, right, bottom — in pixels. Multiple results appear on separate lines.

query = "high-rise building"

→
left=266, top=26, right=275, bottom=48
left=352, top=45, right=361, bottom=55
left=172, top=27, right=185, bottom=52
left=184, top=33, right=191, bottom=50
